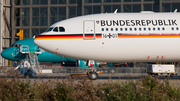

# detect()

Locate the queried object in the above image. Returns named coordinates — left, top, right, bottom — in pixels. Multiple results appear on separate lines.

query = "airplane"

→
left=34, top=11, right=180, bottom=62
left=1, top=38, right=98, bottom=69
left=33, top=11, right=180, bottom=79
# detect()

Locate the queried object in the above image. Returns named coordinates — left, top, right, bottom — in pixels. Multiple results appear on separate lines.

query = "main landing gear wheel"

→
left=88, top=72, right=98, bottom=80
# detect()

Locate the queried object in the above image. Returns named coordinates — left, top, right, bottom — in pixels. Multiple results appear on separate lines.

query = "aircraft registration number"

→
left=103, top=33, right=118, bottom=39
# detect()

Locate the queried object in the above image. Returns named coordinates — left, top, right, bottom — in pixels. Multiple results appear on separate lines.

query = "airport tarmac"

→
left=1, top=74, right=180, bottom=88
left=1, top=73, right=179, bottom=79
left=1, top=72, right=180, bottom=88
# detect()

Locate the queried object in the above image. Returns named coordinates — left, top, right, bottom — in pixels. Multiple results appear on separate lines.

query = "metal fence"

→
left=1, top=66, right=180, bottom=75
left=52, top=67, right=180, bottom=74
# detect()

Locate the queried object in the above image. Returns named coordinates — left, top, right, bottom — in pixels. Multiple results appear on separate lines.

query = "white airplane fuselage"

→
left=34, top=12, right=180, bottom=62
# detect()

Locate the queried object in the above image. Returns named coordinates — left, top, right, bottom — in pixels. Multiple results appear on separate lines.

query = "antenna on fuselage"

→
left=114, top=9, right=118, bottom=13
left=174, top=9, right=178, bottom=13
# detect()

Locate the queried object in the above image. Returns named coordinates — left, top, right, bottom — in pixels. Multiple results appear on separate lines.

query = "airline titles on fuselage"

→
left=100, top=19, right=178, bottom=39
left=101, top=19, right=177, bottom=26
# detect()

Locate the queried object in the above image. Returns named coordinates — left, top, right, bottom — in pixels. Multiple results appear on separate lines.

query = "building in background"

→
left=11, top=0, right=180, bottom=43
left=1, top=0, right=180, bottom=66
left=1, top=0, right=11, bottom=66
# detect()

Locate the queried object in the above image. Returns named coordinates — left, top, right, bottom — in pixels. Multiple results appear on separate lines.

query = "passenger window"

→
left=53, top=27, right=58, bottom=32
left=130, top=28, right=132, bottom=31
left=134, top=28, right=137, bottom=31
left=148, top=28, right=151, bottom=31
left=172, top=27, right=174, bottom=30
left=106, top=28, right=108, bottom=31
left=120, top=28, right=123, bottom=31
left=162, top=28, right=165, bottom=30
left=125, top=28, right=127, bottom=31
left=116, top=28, right=118, bottom=31
left=102, top=28, right=104, bottom=31
left=111, top=28, right=113, bottom=31
left=144, top=28, right=146, bottom=31
left=59, top=27, right=65, bottom=32
left=139, top=28, right=141, bottom=31
left=176, top=27, right=179, bottom=30
left=158, top=28, right=160, bottom=30
left=153, top=28, right=155, bottom=31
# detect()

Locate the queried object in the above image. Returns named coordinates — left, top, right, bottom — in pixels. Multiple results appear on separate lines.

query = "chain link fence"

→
left=1, top=66, right=180, bottom=76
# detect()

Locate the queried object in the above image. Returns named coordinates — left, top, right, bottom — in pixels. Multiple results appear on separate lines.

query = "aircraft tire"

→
left=88, top=72, right=98, bottom=80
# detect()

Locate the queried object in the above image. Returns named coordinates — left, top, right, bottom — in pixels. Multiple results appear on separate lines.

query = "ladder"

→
left=20, top=45, right=42, bottom=73
left=28, top=53, right=42, bottom=73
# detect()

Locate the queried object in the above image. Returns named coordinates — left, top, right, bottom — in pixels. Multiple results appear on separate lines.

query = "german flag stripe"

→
left=84, top=34, right=94, bottom=39
left=96, top=34, right=102, bottom=38
left=35, top=34, right=102, bottom=40
left=35, top=33, right=180, bottom=40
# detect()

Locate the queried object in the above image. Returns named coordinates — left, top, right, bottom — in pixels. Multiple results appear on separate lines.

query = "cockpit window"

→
left=53, top=27, right=58, bottom=32
left=46, top=27, right=53, bottom=32
left=11, top=44, right=22, bottom=48
left=59, top=27, right=65, bottom=32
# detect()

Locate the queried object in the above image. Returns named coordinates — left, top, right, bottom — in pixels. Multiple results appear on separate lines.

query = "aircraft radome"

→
left=34, top=11, right=180, bottom=63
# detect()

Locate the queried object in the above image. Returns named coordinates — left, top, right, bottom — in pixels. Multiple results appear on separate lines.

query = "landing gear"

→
left=71, top=70, right=102, bottom=80
left=71, top=60, right=102, bottom=80
left=71, top=65, right=102, bottom=80
left=88, top=72, right=98, bottom=80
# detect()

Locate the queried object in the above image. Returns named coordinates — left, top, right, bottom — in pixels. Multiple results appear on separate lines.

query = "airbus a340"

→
left=34, top=11, right=180, bottom=63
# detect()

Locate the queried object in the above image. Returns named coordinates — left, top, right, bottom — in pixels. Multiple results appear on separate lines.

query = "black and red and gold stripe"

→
left=35, top=34, right=102, bottom=40
left=35, top=33, right=180, bottom=40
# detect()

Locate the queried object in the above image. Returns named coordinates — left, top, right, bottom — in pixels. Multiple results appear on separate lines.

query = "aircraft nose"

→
left=34, top=38, right=39, bottom=46
left=34, top=35, right=56, bottom=54
left=1, top=48, right=12, bottom=59
left=34, top=36, right=46, bottom=49
left=1, top=48, right=20, bottom=61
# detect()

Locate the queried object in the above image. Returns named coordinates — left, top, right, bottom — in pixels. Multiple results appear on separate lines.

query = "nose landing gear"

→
left=71, top=68, right=103, bottom=80
left=88, top=72, right=98, bottom=80
left=71, top=60, right=103, bottom=80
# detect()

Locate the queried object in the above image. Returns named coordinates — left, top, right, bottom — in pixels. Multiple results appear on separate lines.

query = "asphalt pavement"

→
left=0, top=73, right=180, bottom=80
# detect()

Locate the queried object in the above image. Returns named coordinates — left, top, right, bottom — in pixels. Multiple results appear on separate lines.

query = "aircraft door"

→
left=83, top=20, right=95, bottom=40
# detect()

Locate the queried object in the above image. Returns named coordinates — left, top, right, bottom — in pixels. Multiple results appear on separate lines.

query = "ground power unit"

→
left=147, top=64, right=175, bottom=77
